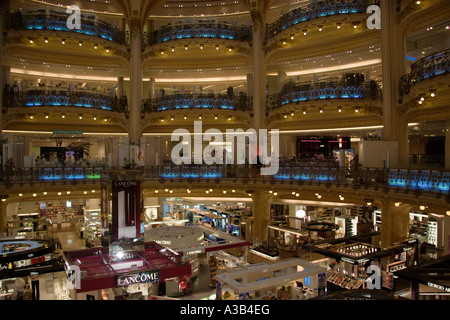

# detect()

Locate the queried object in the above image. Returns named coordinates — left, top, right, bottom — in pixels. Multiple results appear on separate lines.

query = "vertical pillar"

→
left=100, top=179, right=109, bottom=236
left=380, top=0, right=407, bottom=166
left=445, top=120, right=450, bottom=170
left=129, top=19, right=143, bottom=145
left=118, top=76, right=124, bottom=97
left=0, top=201, right=7, bottom=234
left=277, top=71, right=287, bottom=92
left=0, top=1, right=4, bottom=142
left=251, top=16, right=266, bottom=131
left=379, top=200, right=411, bottom=249
left=246, top=73, right=254, bottom=96
left=250, top=190, right=273, bottom=244
left=365, top=69, right=371, bottom=81
left=148, top=77, right=155, bottom=100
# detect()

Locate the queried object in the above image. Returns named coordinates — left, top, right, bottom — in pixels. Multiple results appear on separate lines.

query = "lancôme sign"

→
left=117, top=270, right=160, bottom=287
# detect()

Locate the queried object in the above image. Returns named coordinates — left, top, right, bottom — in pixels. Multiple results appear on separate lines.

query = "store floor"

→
left=181, top=263, right=216, bottom=300
left=52, top=231, right=216, bottom=299
left=53, top=231, right=87, bottom=251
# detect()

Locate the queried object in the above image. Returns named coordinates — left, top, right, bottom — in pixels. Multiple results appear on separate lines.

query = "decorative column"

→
left=380, top=0, right=408, bottom=167
left=246, top=73, right=254, bottom=97
left=118, top=76, right=124, bottom=97
left=148, top=77, right=155, bottom=100
left=250, top=190, right=273, bottom=244
left=446, top=120, right=450, bottom=170
left=278, top=71, right=287, bottom=92
left=129, top=19, right=143, bottom=145
left=251, top=12, right=266, bottom=131
left=379, top=200, right=411, bottom=249
left=0, top=201, right=7, bottom=234
left=0, top=1, right=4, bottom=142
left=100, top=179, right=109, bottom=237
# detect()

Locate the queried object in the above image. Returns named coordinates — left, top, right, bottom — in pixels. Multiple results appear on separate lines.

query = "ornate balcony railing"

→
left=266, top=81, right=380, bottom=113
left=266, top=0, right=379, bottom=38
left=147, top=22, right=252, bottom=45
left=4, top=89, right=128, bottom=113
left=399, top=49, right=450, bottom=98
left=9, top=10, right=126, bottom=44
left=1, top=165, right=449, bottom=196
left=141, top=93, right=253, bottom=113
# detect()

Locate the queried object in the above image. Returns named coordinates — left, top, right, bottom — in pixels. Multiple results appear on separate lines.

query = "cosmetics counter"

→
left=214, top=258, right=326, bottom=300
left=0, top=239, right=66, bottom=299
left=6, top=213, right=49, bottom=239
left=306, top=236, right=418, bottom=293
left=206, top=204, right=252, bottom=237
left=396, top=254, right=450, bottom=300
left=75, top=209, right=104, bottom=248
left=373, top=210, right=444, bottom=251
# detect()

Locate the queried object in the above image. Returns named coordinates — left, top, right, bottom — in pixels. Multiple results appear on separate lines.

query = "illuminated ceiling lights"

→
left=44, top=37, right=49, bottom=43
left=61, top=39, right=66, bottom=44
left=303, top=29, right=307, bottom=36
left=318, top=25, right=323, bottom=32
left=336, top=23, right=341, bottom=29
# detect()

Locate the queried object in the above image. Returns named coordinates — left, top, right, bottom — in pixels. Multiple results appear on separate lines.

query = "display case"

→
left=427, top=220, right=438, bottom=247
left=53, top=272, right=72, bottom=300
left=373, top=210, right=381, bottom=231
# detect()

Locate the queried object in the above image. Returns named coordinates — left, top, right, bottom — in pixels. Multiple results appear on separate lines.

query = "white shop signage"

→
left=117, top=270, right=160, bottom=286
left=426, top=282, right=450, bottom=293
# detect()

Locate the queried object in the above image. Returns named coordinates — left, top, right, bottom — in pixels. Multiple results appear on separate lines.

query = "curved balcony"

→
left=399, top=49, right=450, bottom=98
left=141, top=93, right=253, bottom=113
left=9, top=10, right=125, bottom=44
left=266, top=0, right=378, bottom=38
left=4, top=89, right=128, bottom=113
left=147, top=22, right=252, bottom=45
left=266, top=81, right=381, bottom=113
left=1, top=165, right=449, bottom=196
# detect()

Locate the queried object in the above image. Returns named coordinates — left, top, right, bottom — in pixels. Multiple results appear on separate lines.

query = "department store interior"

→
left=0, top=0, right=449, bottom=302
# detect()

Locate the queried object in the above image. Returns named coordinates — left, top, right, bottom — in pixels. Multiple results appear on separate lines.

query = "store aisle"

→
left=53, top=231, right=86, bottom=251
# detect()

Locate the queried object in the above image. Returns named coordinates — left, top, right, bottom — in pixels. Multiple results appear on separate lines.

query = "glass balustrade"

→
left=266, top=81, right=381, bottom=112
left=141, top=93, right=253, bottom=113
left=148, top=23, right=252, bottom=45
left=266, top=0, right=378, bottom=38
left=9, top=10, right=125, bottom=44
left=1, top=165, right=448, bottom=195
left=399, top=49, right=450, bottom=98
left=4, top=89, right=128, bottom=113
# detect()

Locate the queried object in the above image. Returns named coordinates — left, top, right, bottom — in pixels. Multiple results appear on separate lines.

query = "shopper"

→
left=15, top=277, right=26, bottom=300
left=31, top=273, right=40, bottom=300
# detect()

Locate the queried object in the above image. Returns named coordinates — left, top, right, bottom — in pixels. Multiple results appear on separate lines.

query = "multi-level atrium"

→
left=0, top=0, right=449, bottom=304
